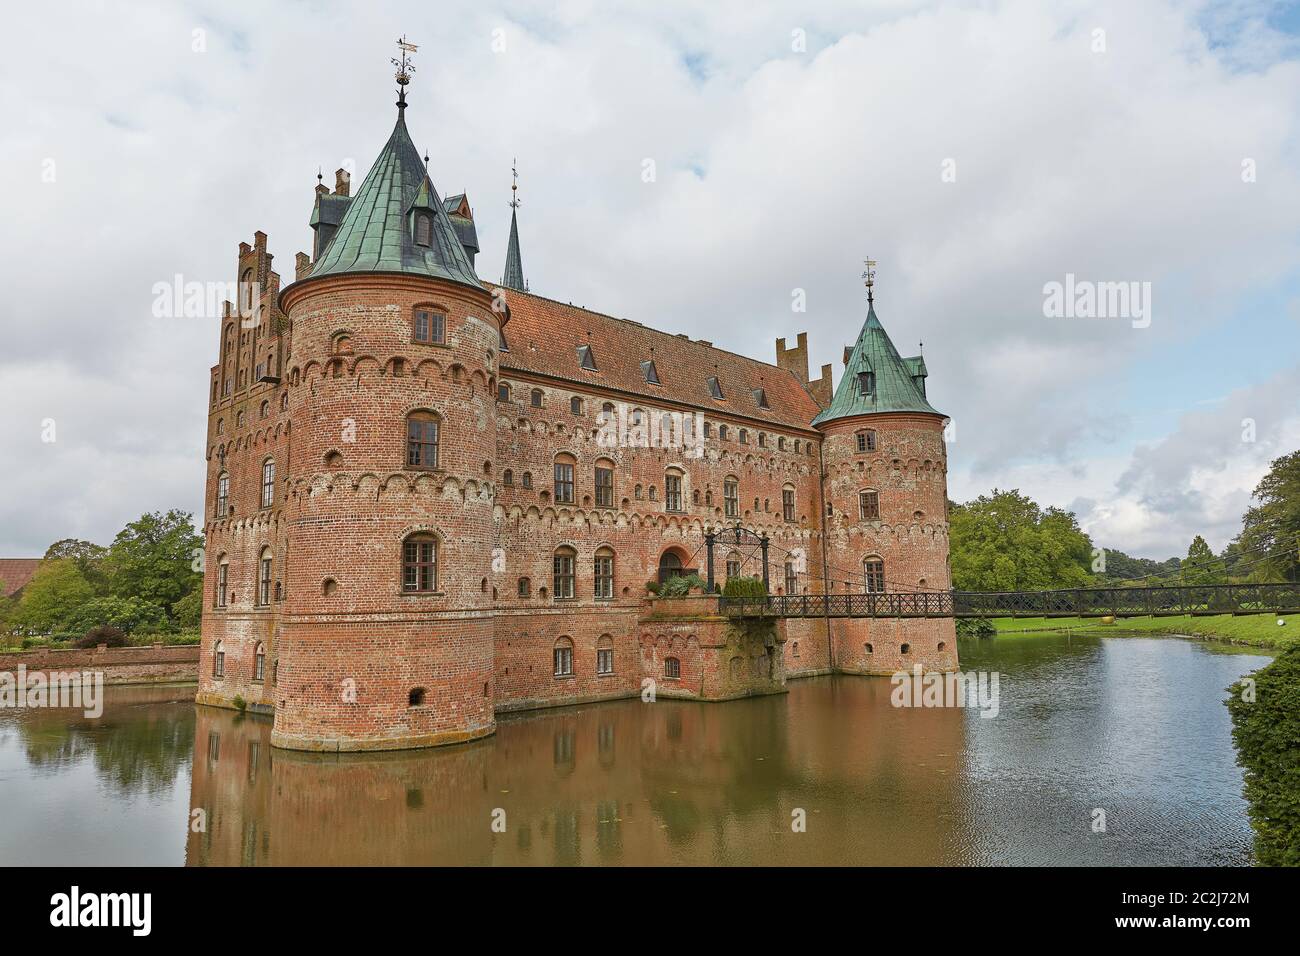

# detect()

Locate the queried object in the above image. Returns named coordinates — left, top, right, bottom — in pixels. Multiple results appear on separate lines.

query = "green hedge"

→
left=1227, top=644, right=1300, bottom=866
left=722, top=576, right=767, bottom=599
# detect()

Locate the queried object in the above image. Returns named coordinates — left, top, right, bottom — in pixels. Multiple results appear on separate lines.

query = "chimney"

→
left=334, top=168, right=351, bottom=197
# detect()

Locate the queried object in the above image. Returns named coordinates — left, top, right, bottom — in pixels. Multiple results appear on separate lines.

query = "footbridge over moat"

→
left=716, top=583, right=1300, bottom=619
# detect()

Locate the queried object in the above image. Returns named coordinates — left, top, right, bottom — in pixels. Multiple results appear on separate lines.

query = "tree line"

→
left=949, top=450, right=1300, bottom=591
left=0, top=510, right=202, bottom=643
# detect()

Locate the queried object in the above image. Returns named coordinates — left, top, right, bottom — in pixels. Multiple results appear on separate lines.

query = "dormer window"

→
left=752, top=388, right=769, bottom=409
left=641, top=360, right=660, bottom=385
left=858, top=371, right=876, bottom=396
left=707, top=376, right=724, bottom=400
left=577, top=345, right=598, bottom=371
left=415, top=213, right=432, bottom=246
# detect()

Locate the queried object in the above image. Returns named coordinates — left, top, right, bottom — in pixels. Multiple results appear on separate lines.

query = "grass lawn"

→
left=984, top=613, right=1299, bottom=649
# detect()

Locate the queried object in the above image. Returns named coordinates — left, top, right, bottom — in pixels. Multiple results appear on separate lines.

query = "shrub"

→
left=1227, top=645, right=1300, bottom=866
left=75, top=625, right=128, bottom=649
left=60, top=596, right=167, bottom=635
left=644, top=580, right=661, bottom=595
left=722, top=576, right=767, bottom=599
left=956, top=617, right=996, bottom=638
left=172, top=588, right=203, bottom=629
left=659, top=574, right=707, bottom=597
left=233, top=695, right=247, bottom=712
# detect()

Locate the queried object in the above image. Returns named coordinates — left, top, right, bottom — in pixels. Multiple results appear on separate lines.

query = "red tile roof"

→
left=496, top=288, right=822, bottom=432
left=0, top=559, right=41, bottom=598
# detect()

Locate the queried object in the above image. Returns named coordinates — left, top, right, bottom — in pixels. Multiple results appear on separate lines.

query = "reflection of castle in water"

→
left=186, top=678, right=965, bottom=866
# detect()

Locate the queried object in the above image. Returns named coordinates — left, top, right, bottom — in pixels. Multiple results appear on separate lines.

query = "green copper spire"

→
left=306, top=41, right=481, bottom=290
left=501, top=159, right=526, bottom=291
left=812, top=292, right=944, bottom=426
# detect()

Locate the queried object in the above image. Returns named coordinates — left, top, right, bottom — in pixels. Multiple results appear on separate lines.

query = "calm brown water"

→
left=0, top=634, right=1270, bottom=865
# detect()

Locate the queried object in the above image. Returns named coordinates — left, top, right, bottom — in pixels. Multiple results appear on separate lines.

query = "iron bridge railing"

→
left=718, top=582, right=1300, bottom=619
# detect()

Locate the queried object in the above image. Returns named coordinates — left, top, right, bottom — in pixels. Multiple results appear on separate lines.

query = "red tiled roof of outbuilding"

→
left=494, top=287, right=823, bottom=433
left=0, top=559, right=41, bottom=598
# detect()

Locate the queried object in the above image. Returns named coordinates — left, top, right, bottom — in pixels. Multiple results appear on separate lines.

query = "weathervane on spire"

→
left=509, top=158, right=521, bottom=210
left=862, top=258, right=877, bottom=307
left=393, top=35, right=418, bottom=111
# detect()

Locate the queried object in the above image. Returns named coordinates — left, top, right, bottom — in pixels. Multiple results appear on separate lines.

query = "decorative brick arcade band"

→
left=196, top=43, right=956, bottom=751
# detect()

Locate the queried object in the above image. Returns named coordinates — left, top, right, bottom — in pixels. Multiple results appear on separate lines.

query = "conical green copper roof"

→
left=308, top=111, right=482, bottom=289
left=812, top=303, right=944, bottom=425
left=501, top=207, right=525, bottom=290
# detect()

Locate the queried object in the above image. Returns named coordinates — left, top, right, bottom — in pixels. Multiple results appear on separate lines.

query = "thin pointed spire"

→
left=393, top=35, right=418, bottom=114
left=502, top=159, right=526, bottom=291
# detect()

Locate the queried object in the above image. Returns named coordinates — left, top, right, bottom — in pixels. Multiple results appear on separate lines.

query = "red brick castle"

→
left=197, top=59, right=956, bottom=751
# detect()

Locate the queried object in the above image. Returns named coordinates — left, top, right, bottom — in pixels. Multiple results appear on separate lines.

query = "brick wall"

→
left=0, top=644, right=199, bottom=684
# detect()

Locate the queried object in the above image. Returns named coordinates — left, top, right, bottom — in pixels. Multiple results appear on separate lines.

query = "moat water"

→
left=0, top=633, right=1269, bottom=866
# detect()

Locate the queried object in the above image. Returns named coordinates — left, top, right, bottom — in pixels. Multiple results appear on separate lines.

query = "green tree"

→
left=101, top=510, right=202, bottom=617
left=43, top=538, right=108, bottom=593
left=172, top=588, right=203, bottom=629
left=1181, top=535, right=1227, bottom=585
left=948, top=489, right=1095, bottom=591
left=1227, top=645, right=1300, bottom=865
left=61, top=596, right=168, bottom=635
left=1237, top=450, right=1300, bottom=583
left=11, top=560, right=95, bottom=634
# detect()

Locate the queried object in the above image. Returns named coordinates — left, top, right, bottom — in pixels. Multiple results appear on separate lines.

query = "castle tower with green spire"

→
left=811, top=263, right=955, bottom=674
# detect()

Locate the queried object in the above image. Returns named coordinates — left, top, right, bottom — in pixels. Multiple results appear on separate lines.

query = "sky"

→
left=0, top=0, right=1298, bottom=561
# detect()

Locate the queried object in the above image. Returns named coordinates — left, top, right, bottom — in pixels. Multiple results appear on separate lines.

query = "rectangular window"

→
left=724, top=480, right=739, bottom=518
left=664, top=657, right=681, bottom=679
left=216, top=474, right=229, bottom=517
left=785, top=563, right=798, bottom=595
left=864, top=560, right=885, bottom=593
left=554, top=646, right=573, bottom=677
left=595, top=467, right=614, bottom=507
left=782, top=488, right=795, bottom=521
left=554, top=462, right=575, bottom=504
left=407, top=418, right=440, bottom=468
left=595, top=554, right=614, bottom=599
left=414, top=309, right=445, bottom=344
left=215, top=564, right=227, bottom=608
left=859, top=491, right=879, bottom=520
left=553, top=551, right=575, bottom=599
left=596, top=648, right=614, bottom=675
left=726, top=556, right=740, bottom=579
left=257, top=557, right=272, bottom=606
left=665, top=474, right=682, bottom=512
left=856, top=430, right=877, bottom=453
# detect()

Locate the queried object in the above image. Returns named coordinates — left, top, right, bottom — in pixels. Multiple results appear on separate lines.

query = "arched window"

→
left=664, top=656, right=681, bottom=680
left=725, top=552, right=741, bottom=579
left=600, top=401, right=615, bottom=423
left=402, top=534, right=438, bottom=592
left=859, top=490, right=880, bottom=520
left=863, top=557, right=885, bottom=594
left=260, top=458, right=275, bottom=509
left=594, top=547, right=615, bottom=599
left=594, top=459, right=614, bottom=508
left=257, top=547, right=273, bottom=606
left=782, top=484, right=795, bottom=522
left=739, top=428, right=749, bottom=444
left=280, top=392, right=289, bottom=411
left=530, top=388, right=543, bottom=409
left=253, top=642, right=266, bottom=681
left=719, top=424, right=729, bottom=441
left=259, top=400, right=269, bottom=419
left=213, top=640, right=225, bottom=678
left=521, top=472, right=533, bottom=489
left=664, top=468, right=683, bottom=512
left=758, top=432, right=766, bottom=448
left=596, top=634, right=614, bottom=675
left=553, top=546, right=576, bottom=599
left=778, top=436, right=786, bottom=451
left=503, top=469, right=514, bottom=486
left=570, top=396, right=583, bottom=415
left=214, top=555, right=228, bottom=609
left=554, top=454, right=575, bottom=504
left=784, top=558, right=797, bottom=595
left=240, top=269, right=256, bottom=316
left=215, top=472, right=229, bottom=517
left=724, top=477, right=739, bottom=518
left=406, top=411, right=440, bottom=468
left=553, top=637, right=574, bottom=677
left=236, top=410, right=245, bottom=428
left=332, top=333, right=353, bottom=354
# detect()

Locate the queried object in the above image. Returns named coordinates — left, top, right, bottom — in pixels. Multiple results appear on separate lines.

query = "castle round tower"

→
left=815, top=286, right=957, bottom=675
left=266, top=92, right=499, bottom=750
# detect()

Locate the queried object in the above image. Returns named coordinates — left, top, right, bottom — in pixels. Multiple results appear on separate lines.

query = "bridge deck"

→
left=718, top=583, right=1300, bottom=619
